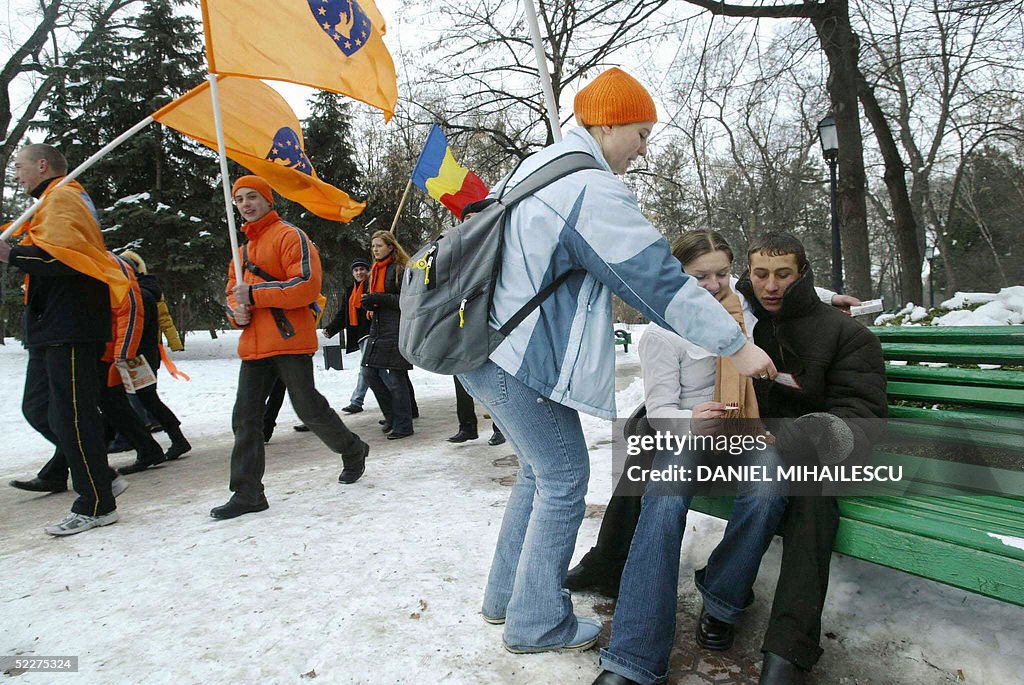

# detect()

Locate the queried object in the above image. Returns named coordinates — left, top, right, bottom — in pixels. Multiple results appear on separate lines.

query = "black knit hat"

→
left=351, top=258, right=370, bottom=270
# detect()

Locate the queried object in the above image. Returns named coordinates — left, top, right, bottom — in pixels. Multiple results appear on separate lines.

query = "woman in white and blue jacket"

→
left=457, top=68, right=777, bottom=655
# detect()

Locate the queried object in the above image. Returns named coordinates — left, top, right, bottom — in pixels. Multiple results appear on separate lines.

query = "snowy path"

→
left=1, top=332, right=1021, bottom=684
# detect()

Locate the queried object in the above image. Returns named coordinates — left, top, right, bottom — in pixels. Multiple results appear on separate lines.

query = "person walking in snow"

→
left=212, top=175, right=368, bottom=520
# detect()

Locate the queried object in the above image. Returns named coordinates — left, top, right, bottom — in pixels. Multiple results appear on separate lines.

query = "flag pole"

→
left=388, top=179, right=413, bottom=237
left=206, top=73, right=243, bottom=283
left=522, top=0, right=562, bottom=143
left=1, top=116, right=155, bottom=241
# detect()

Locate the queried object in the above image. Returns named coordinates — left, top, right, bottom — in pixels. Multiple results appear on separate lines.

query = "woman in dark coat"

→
left=360, top=230, right=415, bottom=439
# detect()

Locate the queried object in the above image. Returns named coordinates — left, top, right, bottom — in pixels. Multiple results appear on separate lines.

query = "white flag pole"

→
left=1, top=115, right=155, bottom=241
left=206, top=73, right=243, bottom=283
left=522, top=0, right=562, bottom=142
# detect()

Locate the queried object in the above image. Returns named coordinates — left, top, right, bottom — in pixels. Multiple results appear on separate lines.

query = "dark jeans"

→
left=262, top=376, right=287, bottom=434
left=363, top=367, right=413, bottom=434
left=98, top=362, right=165, bottom=460
left=762, top=496, right=840, bottom=670
left=133, top=383, right=182, bottom=434
left=23, top=343, right=115, bottom=516
left=229, top=354, right=363, bottom=505
left=454, top=376, right=498, bottom=435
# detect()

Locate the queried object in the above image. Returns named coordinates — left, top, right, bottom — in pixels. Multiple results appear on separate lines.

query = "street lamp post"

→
left=817, top=113, right=842, bottom=294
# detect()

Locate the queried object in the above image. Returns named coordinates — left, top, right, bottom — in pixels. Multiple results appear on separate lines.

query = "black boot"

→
left=759, top=652, right=806, bottom=685
left=339, top=441, right=368, bottom=484
left=696, top=605, right=735, bottom=651
left=118, top=451, right=166, bottom=474
left=210, top=497, right=269, bottom=520
left=564, top=549, right=622, bottom=598
left=591, top=671, right=640, bottom=685
left=164, top=423, right=192, bottom=460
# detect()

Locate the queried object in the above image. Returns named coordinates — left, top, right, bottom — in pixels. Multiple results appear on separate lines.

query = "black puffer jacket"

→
left=736, top=266, right=887, bottom=465
left=360, top=261, right=412, bottom=370
left=135, top=273, right=163, bottom=371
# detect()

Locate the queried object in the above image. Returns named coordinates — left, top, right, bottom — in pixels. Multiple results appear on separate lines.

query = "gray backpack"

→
left=398, top=151, right=601, bottom=375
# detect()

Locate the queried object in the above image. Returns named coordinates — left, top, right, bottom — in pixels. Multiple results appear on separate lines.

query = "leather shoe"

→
left=210, top=498, right=269, bottom=519
left=9, top=477, right=67, bottom=493
left=759, top=652, right=805, bottom=684
left=487, top=431, right=506, bottom=446
left=341, top=404, right=363, bottom=414
left=338, top=441, right=368, bottom=484
left=564, top=550, right=622, bottom=598
left=591, top=671, right=641, bottom=685
left=386, top=431, right=413, bottom=440
left=381, top=421, right=392, bottom=433
left=696, top=606, right=734, bottom=651
left=293, top=424, right=310, bottom=432
left=118, top=453, right=166, bottom=475
left=447, top=430, right=479, bottom=443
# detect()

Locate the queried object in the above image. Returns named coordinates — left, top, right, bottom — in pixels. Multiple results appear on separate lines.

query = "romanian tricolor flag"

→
left=411, top=125, right=489, bottom=219
left=200, top=0, right=397, bottom=120
left=152, top=76, right=365, bottom=223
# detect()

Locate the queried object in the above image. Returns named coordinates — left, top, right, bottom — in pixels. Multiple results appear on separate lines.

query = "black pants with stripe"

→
left=22, top=343, right=115, bottom=516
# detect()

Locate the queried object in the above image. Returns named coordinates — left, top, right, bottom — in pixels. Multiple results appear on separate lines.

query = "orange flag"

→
left=152, top=77, right=366, bottom=223
left=200, top=0, right=397, bottom=120
left=17, top=180, right=130, bottom=305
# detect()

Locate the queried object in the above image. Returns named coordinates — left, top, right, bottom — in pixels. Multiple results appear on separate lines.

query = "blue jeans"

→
left=349, top=338, right=369, bottom=407
left=458, top=360, right=589, bottom=650
left=600, top=445, right=788, bottom=684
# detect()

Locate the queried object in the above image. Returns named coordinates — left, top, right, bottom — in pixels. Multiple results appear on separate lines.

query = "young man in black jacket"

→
left=736, top=233, right=887, bottom=685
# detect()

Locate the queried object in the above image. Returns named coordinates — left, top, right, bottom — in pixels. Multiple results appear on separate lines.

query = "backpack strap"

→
left=494, top=151, right=602, bottom=336
left=240, top=244, right=296, bottom=340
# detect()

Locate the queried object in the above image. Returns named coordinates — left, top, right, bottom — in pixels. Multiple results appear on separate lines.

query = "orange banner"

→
left=200, top=0, right=397, bottom=120
left=153, top=76, right=365, bottom=222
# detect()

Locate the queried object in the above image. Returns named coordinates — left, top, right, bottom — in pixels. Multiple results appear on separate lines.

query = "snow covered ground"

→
left=1, top=329, right=1022, bottom=684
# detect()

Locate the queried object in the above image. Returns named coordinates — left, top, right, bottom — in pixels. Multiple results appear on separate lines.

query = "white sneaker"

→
left=44, top=510, right=119, bottom=536
left=111, top=475, right=129, bottom=498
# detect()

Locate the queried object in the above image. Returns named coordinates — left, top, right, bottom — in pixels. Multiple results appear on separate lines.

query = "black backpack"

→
left=398, top=151, right=601, bottom=375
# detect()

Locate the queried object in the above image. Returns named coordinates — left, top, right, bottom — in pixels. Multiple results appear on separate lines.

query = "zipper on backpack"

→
left=458, top=298, right=468, bottom=328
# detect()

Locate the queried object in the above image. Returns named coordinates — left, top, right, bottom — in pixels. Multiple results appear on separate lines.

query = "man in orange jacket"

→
left=212, top=175, right=368, bottom=520
left=0, top=144, right=127, bottom=536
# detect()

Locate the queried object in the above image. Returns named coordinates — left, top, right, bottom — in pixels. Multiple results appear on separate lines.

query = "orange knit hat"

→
left=231, top=175, right=274, bottom=206
left=573, top=67, right=657, bottom=127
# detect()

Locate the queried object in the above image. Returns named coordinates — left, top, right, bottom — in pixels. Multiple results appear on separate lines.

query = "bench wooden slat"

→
left=886, top=421, right=1024, bottom=450
left=888, top=405, right=1024, bottom=434
left=887, top=380, right=1024, bottom=408
left=871, top=325, right=1024, bottom=345
left=885, top=364, right=1024, bottom=389
left=880, top=343, right=1024, bottom=365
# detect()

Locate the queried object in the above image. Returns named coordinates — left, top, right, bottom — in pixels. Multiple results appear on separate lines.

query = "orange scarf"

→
left=348, top=279, right=366, bottom=326
left=369, top=255, right=393, bottom=294
left=714, top=291, right=760, bottom=420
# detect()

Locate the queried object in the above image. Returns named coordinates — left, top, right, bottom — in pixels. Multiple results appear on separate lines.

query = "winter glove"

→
left=360, top=293, right=386, bottom=309
left=775, top=412, right=854, bottom=465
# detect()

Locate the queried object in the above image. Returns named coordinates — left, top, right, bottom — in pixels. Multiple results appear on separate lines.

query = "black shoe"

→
left=487, top=431, right=506, bottom=446
left=381, top=421, right=392, bottom=433
left=9, top=477, right=67, bottom=493
left=386, top=431, right=413, bottom=440
left=591, top=671, right=640, bottom=685
left=339, top=441, right=369, bottom=484
left=759, top=652, right=806, bottom=685
left=447, top=430, right=479, bottom=443
left=165, top=439, right=192, bottom=461
left=696, top=606, right=735, bottom=651
left=210, top=498, right=269, bottom=520
left=293, top=424, right=310, bottom=432
left=341, top=404, right=363, bottom=414
left=107, top=437, right=132, bottom=454
left=378, top=419, right=387, bottom=425
left=564, top=549, right=622, bottom=598
left=118, top=454, right=166, bottom=475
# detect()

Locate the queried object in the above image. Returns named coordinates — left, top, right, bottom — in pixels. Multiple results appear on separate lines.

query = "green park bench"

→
left=615, top=329, right=632, bottom=353
left=690, top=325, right=1024, bottom=606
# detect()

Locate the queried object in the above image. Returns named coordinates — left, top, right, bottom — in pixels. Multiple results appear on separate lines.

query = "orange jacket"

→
left=226, top=210, right=322, bottom=360
left=103, top=253, right=144, bottom=385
